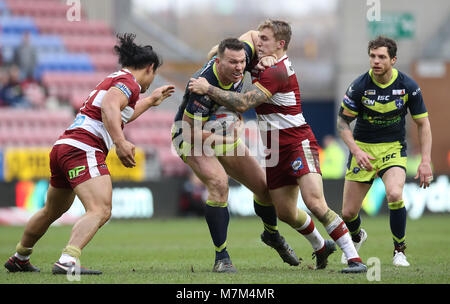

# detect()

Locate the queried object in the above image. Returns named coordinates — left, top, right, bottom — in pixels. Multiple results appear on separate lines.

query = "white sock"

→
left=58, top=253, right=77, bottom=265
left=295, top=214, right=325, bottom=252
left=14, top=252, right=30, bottom=261
left=325, top=216, right=360, bottom=262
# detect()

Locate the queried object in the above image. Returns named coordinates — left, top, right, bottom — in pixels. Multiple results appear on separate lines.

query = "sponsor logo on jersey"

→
left=377, top=95, right=390, bottom=101
left=291, top=157, right=303, bottom=172
left=363, top=99, right=376, bottom=106
left=343, top=95, right=356, bottom=107
left=68, top=165, right=86, bottom=180
left=364, top=89, right=376, bottom=95
left=412, top=87, right=421, bottom=96
left=193, top=100, right=208, bottom=110
left=392, top=89, right=405, bottom=95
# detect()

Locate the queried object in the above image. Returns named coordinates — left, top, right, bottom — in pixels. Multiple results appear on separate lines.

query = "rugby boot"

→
left=261, top=232, right=300, bottom=266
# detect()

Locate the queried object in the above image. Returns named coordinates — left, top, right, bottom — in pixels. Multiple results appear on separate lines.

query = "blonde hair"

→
left=258, top=19, right=292, bottom=50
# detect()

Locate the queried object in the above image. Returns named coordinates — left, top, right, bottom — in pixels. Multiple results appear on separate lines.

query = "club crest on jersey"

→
left=291, top=157, right=303, bottom=172
left=353, top=167, right=360, bottom=174
left=395, top=98, right=404, bottom=109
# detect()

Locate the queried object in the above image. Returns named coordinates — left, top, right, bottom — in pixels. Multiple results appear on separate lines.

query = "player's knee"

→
left=385, top=188, right=403, bottom=203
left=88, top=203, right=112, bottom=226
left=305, top=200, right=328, bottom=219
left=206, top=177, right=229, bottom=199
left=254, top=190, right=272, bottom=205
left=276, top=208, right=297, bottom=226
left=341, top=208, right=357, bottom=222
left=40, top=204, right=64, bottom=222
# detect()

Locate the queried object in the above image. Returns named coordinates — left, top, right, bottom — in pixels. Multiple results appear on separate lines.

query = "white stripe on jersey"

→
left=270, top=91, right=297, bottom=106
left=92, top=90, right=107, bottom=107
left=282, top=56, right=295, bottom=77
left=301, top=139, right=317, bottom=173
left=68, top=114, right=114, bottom=150
left=90, top=90, right=135, bottom=124
left=121, top=106, right=134, bottom=124
left=54, top=138, right=102, bottom=152
left=257, top=112, right=306, bottom=131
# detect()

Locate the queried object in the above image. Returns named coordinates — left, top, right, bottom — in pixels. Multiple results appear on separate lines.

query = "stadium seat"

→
left=5, top=0, right=73, bottom=18
left=0, top=16, right=38, bottom=34
left=89, top=53, right=119, bottom=71
left=35, top=53, right=94, bottom=79
left=62, top=35, right=116, bottom=54
left=0, top=108, right=74, bottom=146
left=34, top=17, right=112, bottom=36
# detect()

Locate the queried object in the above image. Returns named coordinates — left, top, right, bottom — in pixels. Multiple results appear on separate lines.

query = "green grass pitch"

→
left=0, top=214, right=449, bottom=284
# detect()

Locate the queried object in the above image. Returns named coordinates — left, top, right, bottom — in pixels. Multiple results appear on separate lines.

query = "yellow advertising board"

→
left=3, top=147, right=145, bottom=182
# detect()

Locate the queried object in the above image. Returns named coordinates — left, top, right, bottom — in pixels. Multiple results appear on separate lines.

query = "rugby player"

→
left=172, top=34, right=301, bottom=273
left=4, top=33, right=175, bottom=274
left=189, top=20, right=366, bottom=273
left=337, top=36, right=433, bottom=267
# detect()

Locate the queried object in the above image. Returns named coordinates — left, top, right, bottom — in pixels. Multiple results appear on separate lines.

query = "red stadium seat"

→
left=5, top=0, right=85, bottom=18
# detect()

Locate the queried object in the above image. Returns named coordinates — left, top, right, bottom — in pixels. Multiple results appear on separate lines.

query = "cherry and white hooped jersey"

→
left=251, top=55, right=309, bottom=147
left=56, top=68, right=141, bottom=153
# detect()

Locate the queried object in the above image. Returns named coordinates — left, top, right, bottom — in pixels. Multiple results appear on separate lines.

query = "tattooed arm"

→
left=188, top=77, right=270, bottom=113
left=337, top=107, right=375, bottom=171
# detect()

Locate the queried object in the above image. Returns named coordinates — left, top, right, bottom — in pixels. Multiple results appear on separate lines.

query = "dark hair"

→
left=217, top=38, right=245, bottom=58
left=368, top=36, right=397, bottom=59
left=114, top=33, right=162, bottom=71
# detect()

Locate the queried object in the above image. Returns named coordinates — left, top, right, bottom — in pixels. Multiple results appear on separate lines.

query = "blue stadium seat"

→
left=0, top=33, right=65, bottom=63
left=35, top=53, right=94, bottom=79
left=0, top=0, right=9, bottom=15
left=0, top=16, right=38, bottom=34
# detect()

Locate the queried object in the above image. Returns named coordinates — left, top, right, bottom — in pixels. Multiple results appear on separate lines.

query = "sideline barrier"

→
left=0, top=176, right=448, bottom=225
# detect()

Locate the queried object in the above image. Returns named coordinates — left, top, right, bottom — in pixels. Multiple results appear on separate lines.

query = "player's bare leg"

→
left=340, top=180, right=371, bottom=264
left=69, top=175, right=113, bottom=250
left=5, top=186, right=74, bottom=273
left=382, top=167, right=409, bottom=266
left=298, top=173, right=366, bottom=272
left=52, top=175, right=112, bottom=275
left=217, top=144, right=270, bottom=204
left=185, top=154, right=236, bottom=272
left=218, top=145, right=300, bottom=266
left=269, top=184, right=333, bottom=269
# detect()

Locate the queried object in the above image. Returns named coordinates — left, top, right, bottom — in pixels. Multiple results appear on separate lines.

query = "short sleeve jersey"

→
left=174, top=41, right=255, bottom=123
left=341, top=68, right=428, bottom=144
left=251, top=55, right=307, bottom=147
left=58, top=68, right=141, bottom=153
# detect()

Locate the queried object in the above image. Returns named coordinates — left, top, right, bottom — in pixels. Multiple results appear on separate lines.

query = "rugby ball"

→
left=205, top=107, right=241, bottom=136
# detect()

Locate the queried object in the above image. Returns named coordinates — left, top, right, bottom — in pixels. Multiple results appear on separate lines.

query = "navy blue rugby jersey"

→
left=340, top=68, right=428, bottom=144
left=174, top=41, right=255, bottom=123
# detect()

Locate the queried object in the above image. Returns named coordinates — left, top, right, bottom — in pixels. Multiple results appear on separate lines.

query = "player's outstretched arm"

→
left=413, top=116, right=433, bottom=188
left=188, top=77, right=269, bottom=113
left=128, top=85, right=175, bottom=123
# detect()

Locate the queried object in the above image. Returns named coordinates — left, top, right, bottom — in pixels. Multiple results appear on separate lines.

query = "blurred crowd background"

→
left=0, top=0, right=448, bottom=220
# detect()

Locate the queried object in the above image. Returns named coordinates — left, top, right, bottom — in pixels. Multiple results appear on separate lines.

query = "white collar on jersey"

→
left=277, top=54, right=288, bottom=63
left=121, top=68, right=142, bottom=91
